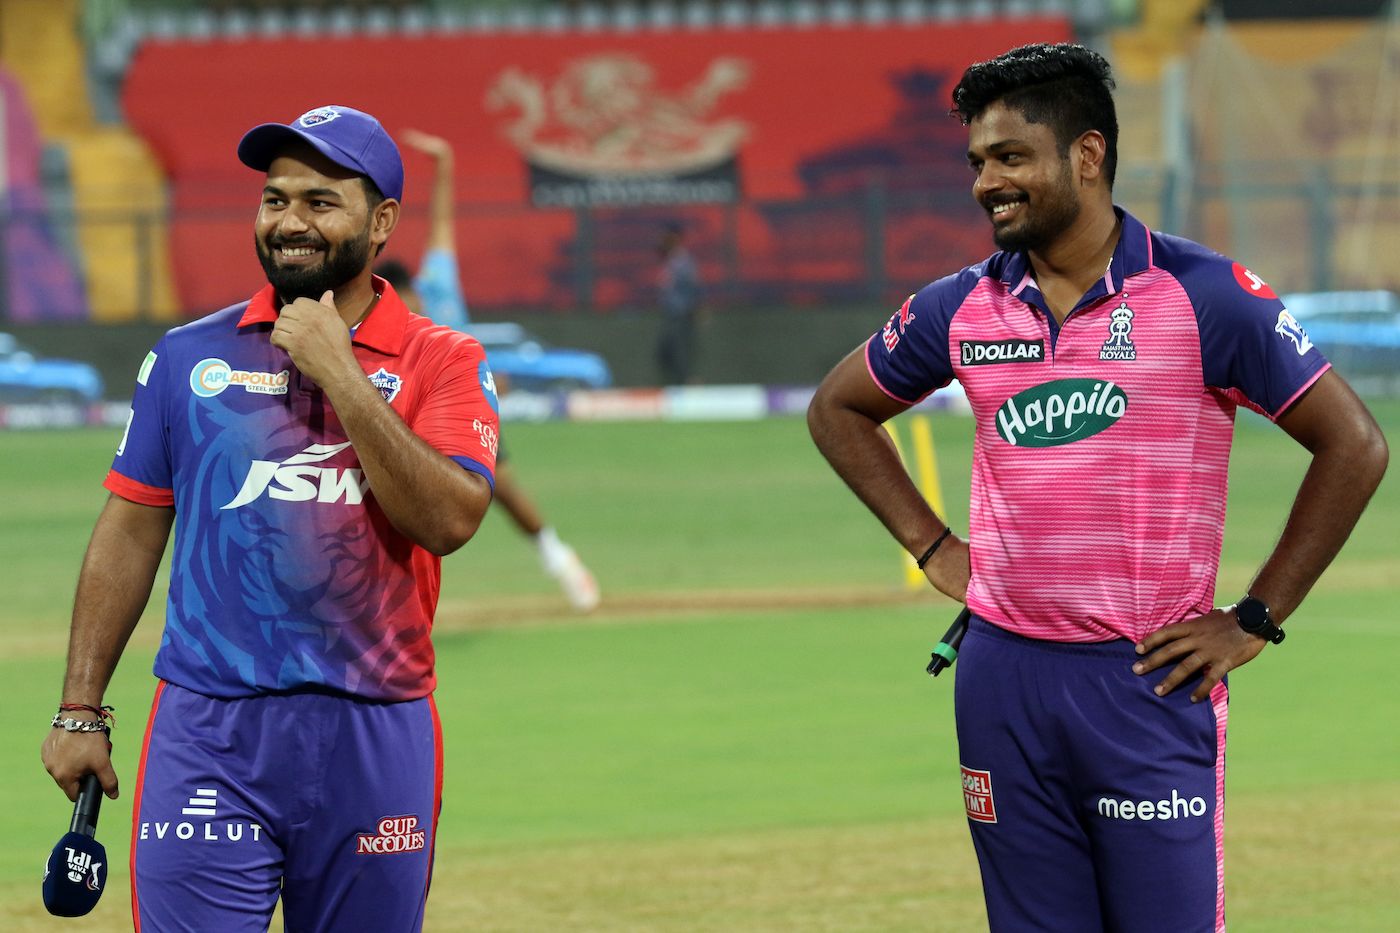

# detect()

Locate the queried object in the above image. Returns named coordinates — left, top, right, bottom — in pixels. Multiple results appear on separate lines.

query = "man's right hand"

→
left=42, top=728, right=119, bottom=802
left=923, top=533, right=971, bottom=603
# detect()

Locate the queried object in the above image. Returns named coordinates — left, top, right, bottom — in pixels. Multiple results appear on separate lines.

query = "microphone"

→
left=42, top=773, right=108, bottom=917
left=926, top=607, right=971, bottom=677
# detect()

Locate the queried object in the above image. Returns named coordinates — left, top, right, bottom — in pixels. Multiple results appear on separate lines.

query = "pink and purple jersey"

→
left=867, top=209, right=1328, bottom=644
left=107, top=279, right=499, bottom=700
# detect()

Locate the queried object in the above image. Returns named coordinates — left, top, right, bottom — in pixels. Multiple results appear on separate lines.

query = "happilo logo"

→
left=995, top=379, right=1128, bottom=448
left=190, top=358, right=290, bottom=398
left=961, top=765, right=997, bottom=823
left=960, top=339, right=1044, bottom=367
left=221, top=441, right=369, bottom=510
left=357, top=815, right=427, bottom=855
left=137, top=786, right=266, bottom=845
left=1097, top=789, right=1209, bottom=822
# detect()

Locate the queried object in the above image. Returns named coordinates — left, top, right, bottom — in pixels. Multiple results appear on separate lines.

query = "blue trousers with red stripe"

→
left=131, top=681, right=442, bottom=932
left=954, top=618, right=1228, bottom=933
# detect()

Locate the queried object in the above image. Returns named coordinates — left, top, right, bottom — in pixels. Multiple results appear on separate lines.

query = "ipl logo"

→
left=1099, top=301, right=1137, bottom=361
left=63, top=847, right=102, bottom=890
left=1274, top=310, right=1314, bottom=356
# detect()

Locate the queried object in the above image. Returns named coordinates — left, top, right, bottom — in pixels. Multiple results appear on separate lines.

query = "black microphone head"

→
left=43, top=831, right=108, bottom=917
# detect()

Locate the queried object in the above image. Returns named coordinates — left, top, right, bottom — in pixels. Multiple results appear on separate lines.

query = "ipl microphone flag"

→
left=42, top=773, right=108, bottom=917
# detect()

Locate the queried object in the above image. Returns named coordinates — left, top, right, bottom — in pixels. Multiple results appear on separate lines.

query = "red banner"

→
left=123, top=18, right=1071, bottom=314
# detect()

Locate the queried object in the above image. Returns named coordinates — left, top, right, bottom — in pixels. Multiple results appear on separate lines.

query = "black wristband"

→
left=915, top=527, right=953, bottom=570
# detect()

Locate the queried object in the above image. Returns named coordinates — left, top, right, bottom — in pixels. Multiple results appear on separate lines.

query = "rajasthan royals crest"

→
left=1099, top=300, right=1137, bottom=361
left=367, top=367, right=403, bottom=403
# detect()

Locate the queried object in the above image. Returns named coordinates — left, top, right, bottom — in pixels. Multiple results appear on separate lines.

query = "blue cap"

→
left=237, top=105, right=403, bottom=201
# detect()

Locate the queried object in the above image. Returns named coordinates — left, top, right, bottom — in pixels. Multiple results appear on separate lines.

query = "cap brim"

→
left=237, top=123, right=369, bottom=181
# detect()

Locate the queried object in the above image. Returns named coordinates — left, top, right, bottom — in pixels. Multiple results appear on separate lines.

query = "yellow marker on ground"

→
left=884, top=414, right=947, bottom=589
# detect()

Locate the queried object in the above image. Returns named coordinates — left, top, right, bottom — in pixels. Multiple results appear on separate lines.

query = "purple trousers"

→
left=131, top=681, right=442, bottom=932
left=955, top=618, right=1227, bottom=933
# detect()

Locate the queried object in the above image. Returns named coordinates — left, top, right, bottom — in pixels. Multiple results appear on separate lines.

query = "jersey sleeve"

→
left=1188, top=257, right=1330, bottom=419
left=414, top=333, right=498, bottom=489
left=864, top=269, right=979, bottom=404
left=105, top=339, right=175, bottom=506
left=414, top=247, right=471, bottom=329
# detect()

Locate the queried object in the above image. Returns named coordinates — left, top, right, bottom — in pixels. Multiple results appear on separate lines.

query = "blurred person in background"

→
left=41, top=105, right=498, bottom=931
left=656, top=220, right=702, bottom=385
left=809, top=43, right=1387, bottom=932
left=377, top=128, right=599, bottom=613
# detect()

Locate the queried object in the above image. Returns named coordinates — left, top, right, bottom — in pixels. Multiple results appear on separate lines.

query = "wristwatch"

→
left=1234, top=595, right=1286, bottom=644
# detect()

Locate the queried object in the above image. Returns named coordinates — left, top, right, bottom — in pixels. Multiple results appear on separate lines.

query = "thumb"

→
left=320, top=289, right=337, bottom=310
left=99, top=761, right=120, bottom=800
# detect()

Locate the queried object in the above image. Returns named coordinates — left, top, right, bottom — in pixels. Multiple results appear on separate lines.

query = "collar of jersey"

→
left=238, top=276, right=408, bottom=356
left=997, top=205, right=1155, bottom=299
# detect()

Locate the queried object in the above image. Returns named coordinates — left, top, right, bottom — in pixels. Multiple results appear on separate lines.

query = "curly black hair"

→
left=951, top=43, right=1119, bottom=187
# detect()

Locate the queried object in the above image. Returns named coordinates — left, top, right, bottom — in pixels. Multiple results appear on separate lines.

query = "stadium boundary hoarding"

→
left=121, top=16, right=1070, bottom=315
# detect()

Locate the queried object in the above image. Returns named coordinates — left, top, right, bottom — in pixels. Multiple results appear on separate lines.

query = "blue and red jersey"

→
left=867, top=208, right=1329, bottom=643
left=108, top=279, right=498, bottom=700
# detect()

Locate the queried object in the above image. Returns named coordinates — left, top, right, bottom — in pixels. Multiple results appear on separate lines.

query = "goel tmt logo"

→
left=961, top=765, right=997, bottom=824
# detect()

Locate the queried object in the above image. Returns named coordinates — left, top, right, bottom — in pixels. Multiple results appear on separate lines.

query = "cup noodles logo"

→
left=356, top=815, right=427, bottom=855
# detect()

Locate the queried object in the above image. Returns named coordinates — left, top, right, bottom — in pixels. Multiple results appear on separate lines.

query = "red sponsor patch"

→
left=356, top=814, right=427, bottom=855
left=882, top=324, right=900, bottom=352
left=961, top=765, right=997, bottom=823
left=880, top=295, right=916, bottom=353
left=1231, top=262, right=1278, bottom=299
left=898, top=294, right=916, bottom=330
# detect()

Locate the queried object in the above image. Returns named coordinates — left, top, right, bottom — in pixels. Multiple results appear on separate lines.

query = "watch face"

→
left=1236, top=597, right=1270, bottom=632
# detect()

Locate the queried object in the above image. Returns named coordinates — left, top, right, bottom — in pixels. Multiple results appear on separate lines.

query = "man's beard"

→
left=989, top=165, right=1081, bottom=253
left=256, top=225, right=372, bottom=302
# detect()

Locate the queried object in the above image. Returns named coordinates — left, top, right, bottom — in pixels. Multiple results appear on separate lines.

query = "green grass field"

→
left=2, top=406, right=1398, bottom=931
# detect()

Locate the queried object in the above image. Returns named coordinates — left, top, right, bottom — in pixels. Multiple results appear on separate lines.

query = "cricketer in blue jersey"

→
left=42, top=106, right=498, bottom=932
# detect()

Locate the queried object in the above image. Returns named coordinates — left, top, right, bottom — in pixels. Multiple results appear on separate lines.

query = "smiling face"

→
left=967, top=100, right=1083, bottom=253
left=254, top=142, right=386, bottom=301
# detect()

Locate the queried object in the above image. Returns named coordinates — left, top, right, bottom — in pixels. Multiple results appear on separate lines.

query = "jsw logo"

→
left=221, top=442, right=369, bottom=510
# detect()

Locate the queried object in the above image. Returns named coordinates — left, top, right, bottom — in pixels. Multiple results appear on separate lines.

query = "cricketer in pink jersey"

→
left=809, top=44, right=1387, bottom=932
left=42, top=106, right=497, bottom=932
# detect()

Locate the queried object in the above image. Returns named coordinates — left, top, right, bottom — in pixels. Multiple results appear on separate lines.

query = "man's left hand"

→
left=271, top=290, right=360, bottom=389
left=1133, top=609, right=1269, bottom=703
